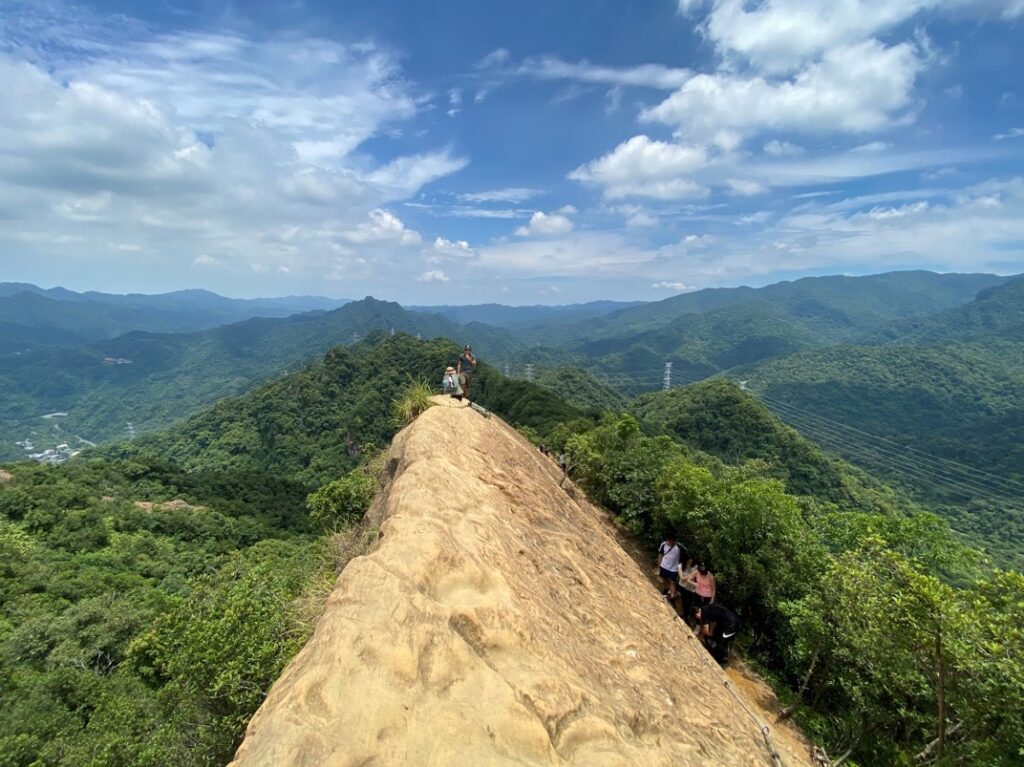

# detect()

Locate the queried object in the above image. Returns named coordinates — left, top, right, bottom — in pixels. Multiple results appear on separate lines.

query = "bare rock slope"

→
left=230, top=398, right=808, bottom=767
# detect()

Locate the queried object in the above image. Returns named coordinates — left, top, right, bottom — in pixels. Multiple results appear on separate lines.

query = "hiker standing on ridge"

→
left=655, top=535, right=685, bottom=602
left=457, top=345, right=477, bottom=401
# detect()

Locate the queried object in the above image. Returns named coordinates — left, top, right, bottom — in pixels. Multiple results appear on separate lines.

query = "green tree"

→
left=306, top=469, right=376, bottom=529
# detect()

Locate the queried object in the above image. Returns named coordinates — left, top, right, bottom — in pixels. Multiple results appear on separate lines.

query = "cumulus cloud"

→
left=427, top=236, right=476, bottom=262
left=569, top=136, right=710, bottom=199
left=695, top=0, right=1023, bottom=75
left=342, top=209, right=421, bottom=246
left=569, top=0, right=1022, bottom=207
left=514, top=207, right=576, bottom=236
left=642, top=40, right=922, bottom=140
left=0, top=6, right=455, bottom=289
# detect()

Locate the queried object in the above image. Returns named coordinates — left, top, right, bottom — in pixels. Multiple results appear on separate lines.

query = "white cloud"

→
left=852, top=141, right=892, bottom=153
left=427, top=236, right=475, bottom=261
left=605, top=86, right=623, bottom=114
left=727, top=179, right=768, bottom=196
left=515, top=208, right=576, bottom=237
left=477, top=51, right=691, bottom=90
left=695, top=0, right=1023, bottom=76
left=738, top=211, right=772, bottom=225
left=364, top=148, right=468, bottom=201
left=0, top=8, right=451, bottom=289
left=652, top=281, right=693, bottom=290
left=417, top=270, right=450, bottom=283
left=993, top=127, right=1024, bottom=141
left=458, top=187, right=544, bottom=203
left=626, top=209, right=658, bottom=227
left=681, top=234, right=716, bottom=247
left=642, top=40, right=922, bottom=140
left=569, top=135, right=710, bottom=199
left=342, top=209, right=422, bottom=246
left=447, top=88, right=462, bottom=117
left=478, top=232, right=655, bottom=275
left=763, top=140, right=804, bottom=156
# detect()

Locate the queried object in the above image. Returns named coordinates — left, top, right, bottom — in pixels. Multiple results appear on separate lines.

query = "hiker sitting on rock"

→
left=695, top=603, right=740, bottom=667
left=457, top=345, right=476, bottom=401
left=442, top=366, right=463, bottom=401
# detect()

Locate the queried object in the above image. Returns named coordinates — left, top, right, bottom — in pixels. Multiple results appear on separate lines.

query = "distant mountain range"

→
left=0, top=297, right=521, bottom=456
left=0, top=283, right=352, bottom=353
left=3, top=270, right=1023, bottom=567
left=409, top=300, right=645, bottom=328
left=514, top=271, right=1016, bottom=381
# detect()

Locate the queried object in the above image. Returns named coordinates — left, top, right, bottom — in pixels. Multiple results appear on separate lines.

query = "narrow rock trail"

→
left=229, top=397, right=813, bottom=767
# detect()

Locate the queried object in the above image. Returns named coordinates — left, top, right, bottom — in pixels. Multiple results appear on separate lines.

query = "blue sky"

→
left=0, top=0, right=1022, bottom=303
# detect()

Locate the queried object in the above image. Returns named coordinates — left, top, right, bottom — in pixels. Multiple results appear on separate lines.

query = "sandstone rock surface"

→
left=229, top=398, right=810, bottom=767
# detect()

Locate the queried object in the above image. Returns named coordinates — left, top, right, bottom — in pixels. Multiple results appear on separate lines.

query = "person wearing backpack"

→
left=655, top=535, right=685, bottom=602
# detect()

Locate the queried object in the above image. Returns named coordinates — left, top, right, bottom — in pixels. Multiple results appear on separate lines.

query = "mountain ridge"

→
left=227, top=397, right=812, bottom=767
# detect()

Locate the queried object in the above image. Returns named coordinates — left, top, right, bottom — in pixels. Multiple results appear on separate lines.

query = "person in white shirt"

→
left=677, top=555, right=698, bottom=621
left=655, top=535, right=685, bottom=601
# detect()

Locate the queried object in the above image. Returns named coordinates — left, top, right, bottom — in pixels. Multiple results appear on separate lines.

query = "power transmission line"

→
left=756, top=391, right=1024, bottom=496
left=756, top=391, right=1024, bottom=497
left=754, top=394, right=1022, bottom=501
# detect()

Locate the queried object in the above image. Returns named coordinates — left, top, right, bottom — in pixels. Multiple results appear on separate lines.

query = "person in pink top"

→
left=682, top=563, right=716, bottom=609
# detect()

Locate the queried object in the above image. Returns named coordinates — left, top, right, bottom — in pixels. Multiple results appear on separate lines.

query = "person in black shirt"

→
left=696, top=604, right=740, bottom=667
left=457, top=345, right=476, bottom=400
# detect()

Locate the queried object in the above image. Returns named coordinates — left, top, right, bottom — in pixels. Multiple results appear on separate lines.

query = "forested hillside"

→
left=0, top=335, right=580, bottom=766
left=0, top=299, right=519, bottom=461
left=507, top=271, right=1014, bottom=391
left=2, top=333, right=1021, bottom=766
left=532, top=270, right=1010, bottom=347
left=734, top=280, right=1024, bottom=567
left=632, top=380, right=916, bottom=517
left=115, top=335, right=581, bottom=486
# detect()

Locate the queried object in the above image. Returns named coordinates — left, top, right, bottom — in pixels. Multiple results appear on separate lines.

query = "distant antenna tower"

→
left=126, top=422, right=136, bottom=441
left=663, top=362, right=673, bottom=390
left=504, top=361, right=511, bottom=378
left=525, top=363, right=534, bottom=383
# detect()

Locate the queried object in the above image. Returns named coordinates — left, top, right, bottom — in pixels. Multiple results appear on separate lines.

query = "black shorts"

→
left=659, top=567, right=678, bottom=582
